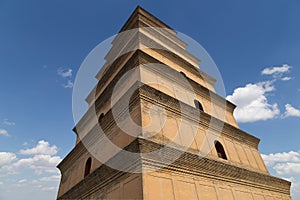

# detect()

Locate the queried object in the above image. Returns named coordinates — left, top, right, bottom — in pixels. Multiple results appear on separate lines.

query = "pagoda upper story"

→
left=76, top=6, right=240, bottom=142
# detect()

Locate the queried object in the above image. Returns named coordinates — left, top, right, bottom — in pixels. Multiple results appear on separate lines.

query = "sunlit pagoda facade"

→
left=57, top=6, right=291, bottom=200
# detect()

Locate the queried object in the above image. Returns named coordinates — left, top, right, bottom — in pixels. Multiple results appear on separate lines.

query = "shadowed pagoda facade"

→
left=57, top=6, right=291, bottom=200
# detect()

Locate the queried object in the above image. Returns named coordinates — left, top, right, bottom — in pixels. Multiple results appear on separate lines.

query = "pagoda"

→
left=57, top=6, right=291, bottom=200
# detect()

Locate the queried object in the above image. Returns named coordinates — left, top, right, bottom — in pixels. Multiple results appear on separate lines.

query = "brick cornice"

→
left=138, top=83, right=259, bottom=148
left=59, top=81, right=258, bottom=171
left=57, top=138, right=290, bottom=199
left=137, top=137, right=291, bottom=194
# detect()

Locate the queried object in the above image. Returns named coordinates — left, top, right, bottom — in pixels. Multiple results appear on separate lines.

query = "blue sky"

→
left=0, top=1, right=299, bottom=199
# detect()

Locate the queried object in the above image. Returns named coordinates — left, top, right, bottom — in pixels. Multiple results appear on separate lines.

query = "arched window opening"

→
left=194, top=100, right=204, bottom=112
left=99, top=113, right=104, bottom=122
left=180, top=71, right=187, bottom=77
left=214, top=141, right=227, bottom=160
left=84, top=157, right=92, bottom=178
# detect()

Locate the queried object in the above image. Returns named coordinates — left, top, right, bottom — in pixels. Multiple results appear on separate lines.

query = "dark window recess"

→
left=99, top=113, right=104, bottom=121
left=194, top=100, right=204, bottom=112
left=214, top=141, right=227, bottom=160
left=180, top=71, right=187, bottom=77
left=84, top=157, right=92, bottom=177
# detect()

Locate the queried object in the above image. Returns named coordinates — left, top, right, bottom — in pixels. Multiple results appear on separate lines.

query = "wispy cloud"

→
left=41, top=186, right=56, bottom=191
left=19, top=140, right=57, bottom=156
left=281, top=77, right=292, bottom=81
left=57, top=67, right=72, bottom=78
left=2, top=119, right=15, bottom=126
left=39, top=175, right=60, bottom=182
left=57, top=67, right=74, bottom=89
left=63, top=80, right=74, bottom=89
left=261, top=64, right=291, bottom=76
left=18, top=179, right=27, bottom=184
left=0, top=129, right=9, bottom=137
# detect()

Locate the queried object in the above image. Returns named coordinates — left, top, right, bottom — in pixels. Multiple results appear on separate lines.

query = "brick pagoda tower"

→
left=57, top=6, right=291, bottom=200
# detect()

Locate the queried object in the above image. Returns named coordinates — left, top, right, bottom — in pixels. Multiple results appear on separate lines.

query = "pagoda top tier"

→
left=119, top=6, right=175, bottom=34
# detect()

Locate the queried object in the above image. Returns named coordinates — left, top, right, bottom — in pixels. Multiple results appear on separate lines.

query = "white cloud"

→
left=226, top=81, right=280, bottom=122
left=0, top=152, right=16, bottom=166
left=18, top=179, right=27, bottom=184
left=14, top=140, right=61, bottom=174
left=32, top=180, right=39, bottom=184
left=284, top=177, right=300, bottom=199
left=0, top=129, right=9, bottom=137
left=19, top=140, right=57, bottom=156
left=57, top=67, right=72, bottom=78
left=63, top=80, right=74, bottom=88
left=34, top=184, right=57, bottom=191
left=274, top=163, right=300, bottom=175
left=40, top=175, right=60, bottom=182
left=57, top=67, right=74, bottom=88
left=281, top=77, right=292, bottom=81
left=262, top=151, right=300, bottom=199
left=261, top=64, right=291, bottom=75
left=262, top=150, right=300, bottom=175
left=13, top=154, right=61, bottom=174
left=0, top=152, right=17, bottom=177
left=284, top=176, right=295, bottom=183
left=0, top=141, right=61, bottom=200
left=1, top=141, right=61, bottom=176
left=41, top=186, right=56, bottom=191
left=262, top=151, right=300, bottom=166
left=283, top=104, right=300, bottom=118
left=2, top=119, right=15, bottom=126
